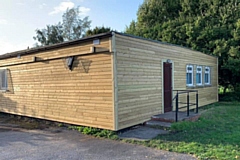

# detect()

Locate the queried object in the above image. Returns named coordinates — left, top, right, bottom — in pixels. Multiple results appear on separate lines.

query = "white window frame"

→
left=204, top=66, right=211, bottom=85
left=186, top=65, right=193, bottom=86
left=196, top=66, right=202, bottom=85
left=0, top=69, right=8, bottom=91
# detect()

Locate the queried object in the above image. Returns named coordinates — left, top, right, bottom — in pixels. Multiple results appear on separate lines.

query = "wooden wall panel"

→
left=0, top=38, right=114, bottom=130
left=0, top=38, right=110, bottom=66
left=115, top=34, right=218, bottom=130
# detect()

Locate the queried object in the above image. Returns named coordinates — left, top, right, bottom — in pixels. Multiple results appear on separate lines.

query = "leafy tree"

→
left=33, top=23, right=64, bottom=46
left=33, top=6, right=91, bottom=46
left=85, top=26, right=111, bottom=36
left=126, top=0, right=240, bottom=92
left=62, top=7, right=91, bottom=40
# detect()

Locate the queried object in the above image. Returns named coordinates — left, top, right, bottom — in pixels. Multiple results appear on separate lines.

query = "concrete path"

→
left=119, top=126, right=169, bottom=141
left=0, top=125, right=196, bottom=160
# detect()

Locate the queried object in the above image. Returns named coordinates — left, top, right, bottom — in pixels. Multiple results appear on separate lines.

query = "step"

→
left=151, top=111, right=201, bottom=123
left=151, top=116, right=175, bottom=123
left=145, top=120, right=172, bottom=128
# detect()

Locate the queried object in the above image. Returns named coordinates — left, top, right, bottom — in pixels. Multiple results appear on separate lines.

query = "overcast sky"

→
left=0, top=0, right=143, bottom=54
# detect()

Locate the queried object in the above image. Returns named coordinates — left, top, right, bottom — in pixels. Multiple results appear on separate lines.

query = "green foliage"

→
left=33, top=6, right=91, bottom=46
left=125, top=0, right=240, bottom=91
left=33, top=23, right=64, bottom=46
left=85, top=26, right=111, bottom=37
left=125, top=102, right=240, bottom=159
left=62, top=7, right=91, bottom=40
left=219, top=84, right=240, bottom=101
left=68, top=126, right=118, bottom=140
left=219, top=92, right=240, bottom=101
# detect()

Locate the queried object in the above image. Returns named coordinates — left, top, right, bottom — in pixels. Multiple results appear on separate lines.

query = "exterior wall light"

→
left=66, top=56, right=74, bottom=71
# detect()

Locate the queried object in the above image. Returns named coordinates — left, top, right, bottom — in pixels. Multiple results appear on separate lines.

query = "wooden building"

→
left=0, top=32, right=218, bottom=131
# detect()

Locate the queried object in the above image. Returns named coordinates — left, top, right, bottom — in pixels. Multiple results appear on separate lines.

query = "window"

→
left=186, top=65, right=193, bottom=86
left=205, top=67, right=211, bottom=85
left=0, top=69, right=8, bottom=90
left=196, top=66, right=202, bottom=85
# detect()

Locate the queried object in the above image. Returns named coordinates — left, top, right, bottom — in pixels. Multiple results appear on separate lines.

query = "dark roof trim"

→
left=0, top=32, right=113, bottom=60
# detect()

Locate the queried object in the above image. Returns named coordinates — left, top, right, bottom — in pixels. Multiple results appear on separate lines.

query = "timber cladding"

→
left=114, top=34, right=218, bottom=130
left=0, top=32, right=218, bottom=131
left=0, top=37, right=114, bottom=130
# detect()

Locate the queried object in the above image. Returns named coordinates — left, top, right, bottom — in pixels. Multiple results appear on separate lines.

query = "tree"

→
left=33, top=6, right=91, bottom=46
left=126, top=0, right=240, bottom=92
left=33, top=23, right=64, bottom=46
left=62, top=7, right=91, bottom=40
left=85, top=26, right=111, bottom=37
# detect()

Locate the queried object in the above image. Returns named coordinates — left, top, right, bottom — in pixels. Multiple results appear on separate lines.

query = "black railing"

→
left=172, top=90, right=198, bottom=122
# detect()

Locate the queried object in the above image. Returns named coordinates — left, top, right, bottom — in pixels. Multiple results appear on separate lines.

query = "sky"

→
left=0, top=0, right=143, bottom=55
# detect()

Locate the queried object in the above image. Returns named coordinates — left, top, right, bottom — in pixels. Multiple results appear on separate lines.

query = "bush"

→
left=219, top=85, right=240, bottom=101
left=219, top=92, right=240, bottom=101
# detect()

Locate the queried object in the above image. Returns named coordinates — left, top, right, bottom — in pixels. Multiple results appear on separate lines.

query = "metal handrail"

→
left=172, top=90, right=198, bottom=122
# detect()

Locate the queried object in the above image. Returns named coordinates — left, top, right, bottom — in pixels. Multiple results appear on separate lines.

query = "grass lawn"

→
left=126, top=102, right=240, bottom=160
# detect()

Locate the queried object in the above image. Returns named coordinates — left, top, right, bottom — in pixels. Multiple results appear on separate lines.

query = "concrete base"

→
left=118, top=126, right=169, bottom=141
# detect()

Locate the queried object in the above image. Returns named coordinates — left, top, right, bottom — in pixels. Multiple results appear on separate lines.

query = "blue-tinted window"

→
left=205, top=67, right=210, bottom=84
left=186, top=65, right=193, bottom=86
left=196, top=66, right=202, bottom=85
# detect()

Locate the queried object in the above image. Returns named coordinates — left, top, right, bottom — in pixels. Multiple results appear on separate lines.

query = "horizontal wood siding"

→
left=115, top=34, right=218, bottom=130
left=0, top=38, right=114, bottom=130
left=115, top=35, right=162, bottom=130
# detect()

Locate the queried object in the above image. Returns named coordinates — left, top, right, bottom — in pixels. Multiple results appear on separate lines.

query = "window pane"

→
left=196, top=73, right=201, bottom=84
left=186, top=73, right=192, bottom=85
left=1, top=71, right=4, bottom=88
left=205, top=74, right=209, bottom=83
left=0, top=70, right=7, bottom=89
left=186, top=65, right=193, bottom=86
left=2, top=75, right=5, bottom=87
left=186, top=74, right=189, bottom=84
left=189, top=73, right=192, bottom=84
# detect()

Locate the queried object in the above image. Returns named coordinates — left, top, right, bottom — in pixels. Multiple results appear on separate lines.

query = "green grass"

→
left=125, top=102, right=240, bottom=159
left=68, top=125, right=118, bottom=140
left=66, top=102, right=240, bottom=159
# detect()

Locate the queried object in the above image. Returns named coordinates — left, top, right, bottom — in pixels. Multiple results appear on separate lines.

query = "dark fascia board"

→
left=0, top=32, right=113, bottom=60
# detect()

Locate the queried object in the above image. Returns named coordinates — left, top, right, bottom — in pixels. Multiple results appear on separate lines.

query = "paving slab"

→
left=118, top=126, right=169, bottom=141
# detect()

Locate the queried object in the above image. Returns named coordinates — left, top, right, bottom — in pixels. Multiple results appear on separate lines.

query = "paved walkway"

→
left=0, top=125, right=196, bottom=160
left=118, top=126, right=169, bottom=141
